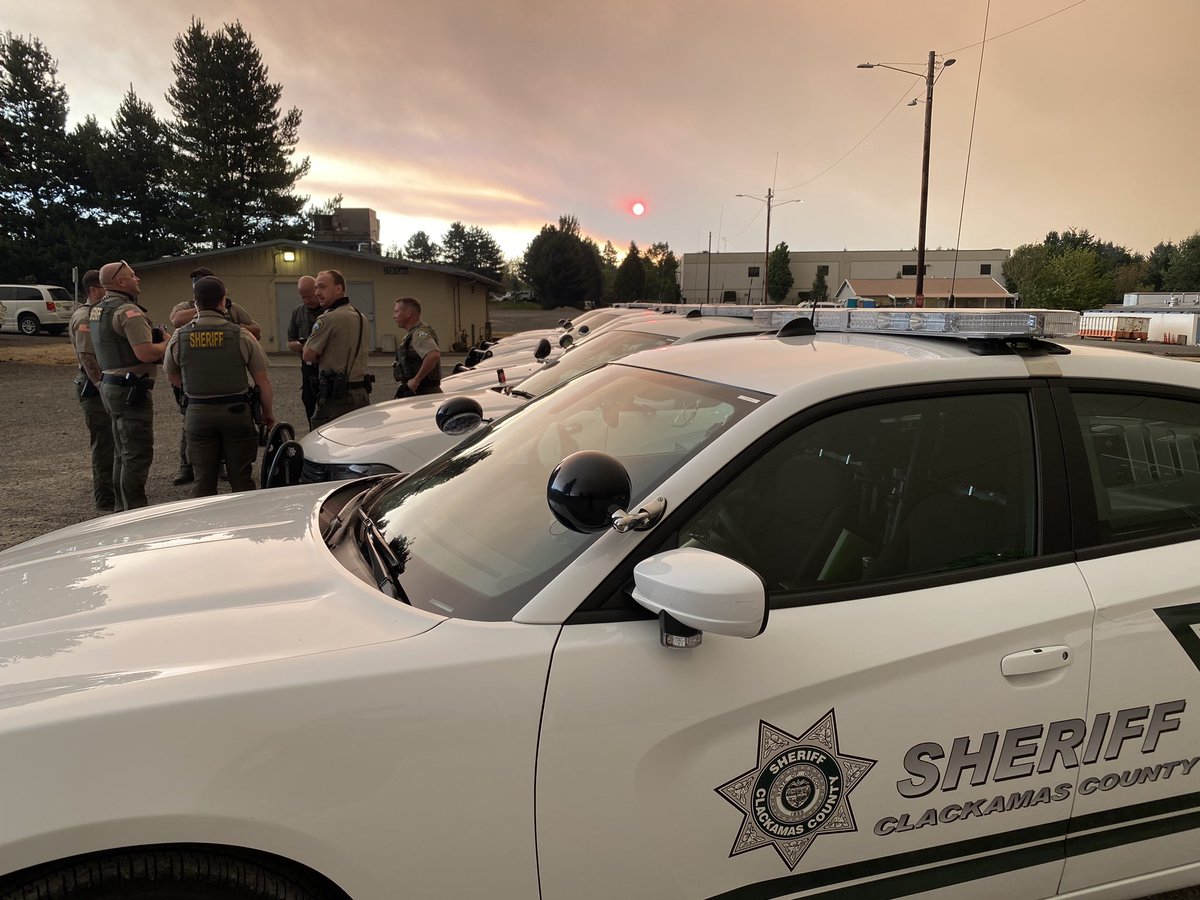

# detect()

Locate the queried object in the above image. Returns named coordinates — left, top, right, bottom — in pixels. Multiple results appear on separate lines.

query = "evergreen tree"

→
left=614, top=242, right=644, bottom=302
left=521, top=215, right=602, bottom=309
left=92, top=89, right=185, bottom=260
left=643, top=242, right=681, bottom=302
left=767, top=241, right=794, bottom=302
left=404, top=230, right=439, bottom=262
left=0, top=32, right=73, bottom=282
left=811, top=268, right=828, bottom=301
left=166, top=19, right=309, bottom=249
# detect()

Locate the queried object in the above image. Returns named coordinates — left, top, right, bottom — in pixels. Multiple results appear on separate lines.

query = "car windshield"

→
left=518, top=329, right=674, bottom=398
left=368, top=364, right=769, bottom=621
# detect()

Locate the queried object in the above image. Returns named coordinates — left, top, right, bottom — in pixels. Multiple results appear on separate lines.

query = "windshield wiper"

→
left=357, top=509, right=411, bottom=604
left=509, top=388, right=535, bottom=400
left=323, top=472, right=407, bottom=547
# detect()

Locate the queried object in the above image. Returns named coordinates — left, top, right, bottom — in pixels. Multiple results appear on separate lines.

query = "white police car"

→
left=298, top=312, right=767, bottom=481
left=0, top=308, right=1197, bottom=900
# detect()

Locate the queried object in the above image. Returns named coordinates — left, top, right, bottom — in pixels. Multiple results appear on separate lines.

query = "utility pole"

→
left=706, top=231, right=712, bottom=303
left=857, top=51, right=955, bottom=309
left=915, top=50, right=935, bottom=308
left=737, top=188, right=801, bottom=305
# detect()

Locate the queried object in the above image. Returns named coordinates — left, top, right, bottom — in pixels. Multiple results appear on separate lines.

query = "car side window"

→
left=1073, top=392, right=1200, bottom=543
left=676, top=393, right=1038, bottom=595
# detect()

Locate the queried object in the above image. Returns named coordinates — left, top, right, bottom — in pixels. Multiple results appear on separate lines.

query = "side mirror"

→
left=534, top=337, right=552, bottom=360
left=558, top=333, right=574, bottom=349
left=435, top=396, right=486, bottom=436
left=632, top=548, right=767, bottom=648
left=546, top=451, right=631, bottom=533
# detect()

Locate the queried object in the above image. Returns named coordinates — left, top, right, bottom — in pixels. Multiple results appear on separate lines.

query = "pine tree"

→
left=767, top=241, right=794, bottom=302
left=404, top=230, right=440, bottom=262
left=166, top=19, right=310, bottom=249
left=0, top=32, right=73, bottom=281
left=90, top=89, right=185, bottom=259
left=614, top=242, right=644, bottom=302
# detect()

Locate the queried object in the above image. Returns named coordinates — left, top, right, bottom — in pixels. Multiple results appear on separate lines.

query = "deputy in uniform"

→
left=302, top=269, right=372, bottom=428
left=169, top=267, right=261, bottom=484
left=69, top=268, right=117, bottom=513
left=286, top=274, right=323, bottom=428
left=91, top=259, right=169, bottom=510
left=163, top=276, right=275, bottom=497
left=392, top=296, right=442, bottom=398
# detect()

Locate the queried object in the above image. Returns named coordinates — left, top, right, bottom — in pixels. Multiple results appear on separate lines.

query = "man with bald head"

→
left=90, top=259, right=170, bottom=509
left=287, top=274, right=323, bottom=427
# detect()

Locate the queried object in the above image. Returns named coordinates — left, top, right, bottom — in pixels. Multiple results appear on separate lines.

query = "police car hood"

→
left=303, top=388, right=526, bottom=469
left=0, top=485, right=441, bottom=696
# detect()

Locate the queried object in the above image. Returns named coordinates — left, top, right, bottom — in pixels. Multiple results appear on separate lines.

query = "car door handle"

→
left=1001, top=646, right=1072, bottom=677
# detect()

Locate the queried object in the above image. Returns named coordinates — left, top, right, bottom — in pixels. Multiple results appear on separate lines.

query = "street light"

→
left=858, top=51, right=955, bottom=307
left=735, top=190, right=803, bottom=304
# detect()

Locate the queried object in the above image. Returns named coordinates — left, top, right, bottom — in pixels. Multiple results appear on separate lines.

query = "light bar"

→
left=752, top=307, right=1080, bottom=339
left=614, top=302, right=758, bottom=319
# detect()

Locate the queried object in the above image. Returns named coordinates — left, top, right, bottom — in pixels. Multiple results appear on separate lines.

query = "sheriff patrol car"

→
left=298, top=312, right=768, bottom=481
left=0, top=308, right=1197, bottom=900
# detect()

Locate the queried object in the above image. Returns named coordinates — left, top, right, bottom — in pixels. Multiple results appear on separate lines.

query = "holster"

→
left=125, top=373, right=151, bottom=407
left=318, top=369, right=348, bottom=400
left=79, top=378, right=99, bottom=400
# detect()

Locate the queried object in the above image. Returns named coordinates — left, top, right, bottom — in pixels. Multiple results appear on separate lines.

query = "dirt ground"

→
left=0, top=306, right=583, bottom=552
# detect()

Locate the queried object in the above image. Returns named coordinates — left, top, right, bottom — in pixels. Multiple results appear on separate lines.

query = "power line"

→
left=773, top=0, right=1092, bottom=197
left=777, top=78, right=921, bottom=193
left=948, top=0, right=1090, bottom=54
left=950, top=0, right=993, bottom=303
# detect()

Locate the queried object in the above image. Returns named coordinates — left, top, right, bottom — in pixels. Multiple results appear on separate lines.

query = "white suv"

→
left=0, top=284, right=76, bottom=335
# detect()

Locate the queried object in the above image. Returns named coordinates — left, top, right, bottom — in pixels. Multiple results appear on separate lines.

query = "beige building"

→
left=835, top=277, right=1016, bottom=308
left=680, top=248, right=1011, bottom=304
left=132, top=240, right=500, bottom=353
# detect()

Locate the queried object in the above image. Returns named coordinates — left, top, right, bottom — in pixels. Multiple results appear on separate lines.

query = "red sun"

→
left=631, top=201, right=646, bottom=216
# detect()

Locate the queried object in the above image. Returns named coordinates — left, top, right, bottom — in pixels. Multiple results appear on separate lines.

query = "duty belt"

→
left=346, top=380, right=369, bottom=389
left=101, top=373, right=154, bottom=387
left=186, top=393, right=250, bottom=405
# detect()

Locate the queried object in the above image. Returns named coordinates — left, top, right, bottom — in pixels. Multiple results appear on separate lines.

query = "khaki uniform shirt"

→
left=305, top=300, right=370, bottom=381
left=164, top=310, right=269, bottom=398
left=92, top=295, right=158, bottom=378
left=406, top=320, right=440, bottom=359
left=171, top=299, right=258, bottom=330
left=69, top=302, right=100, bottom=381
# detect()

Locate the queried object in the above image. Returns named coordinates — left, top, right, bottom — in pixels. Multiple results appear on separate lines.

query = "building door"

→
left=349, top=281, right=377, bottom=349
left=274, top=282, right=297, bottom=353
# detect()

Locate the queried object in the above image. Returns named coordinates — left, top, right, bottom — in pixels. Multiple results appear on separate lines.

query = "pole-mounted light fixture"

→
left=857, top=51, right=956, bottom=307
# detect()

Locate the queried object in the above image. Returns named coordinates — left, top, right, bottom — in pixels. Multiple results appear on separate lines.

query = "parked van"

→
left=0, top=284, right=76, bottom=335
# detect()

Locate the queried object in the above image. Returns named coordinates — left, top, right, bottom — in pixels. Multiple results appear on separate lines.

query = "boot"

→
left=173, top=466, right=194, bottom=486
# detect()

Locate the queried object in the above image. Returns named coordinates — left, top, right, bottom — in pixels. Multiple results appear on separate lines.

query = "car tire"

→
left=0, top=847, right=339, bottom=900
left=16, top=313, right=40, bottom=336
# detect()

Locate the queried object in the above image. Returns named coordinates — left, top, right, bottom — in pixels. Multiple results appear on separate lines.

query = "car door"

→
left=536, top=384, right=1095, bottom=900
left=1055, top=383, right=1200, bottom=893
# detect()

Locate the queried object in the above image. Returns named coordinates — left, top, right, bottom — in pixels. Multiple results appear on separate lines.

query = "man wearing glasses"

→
left=91, top=260, right=170, bottom=509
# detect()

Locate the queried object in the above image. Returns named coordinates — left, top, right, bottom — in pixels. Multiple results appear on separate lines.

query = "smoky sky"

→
left=7, top=0, right=1200, bottom=258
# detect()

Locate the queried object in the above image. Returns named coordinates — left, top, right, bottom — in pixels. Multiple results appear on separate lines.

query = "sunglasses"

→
left=113, top=260, right=129, bottom=279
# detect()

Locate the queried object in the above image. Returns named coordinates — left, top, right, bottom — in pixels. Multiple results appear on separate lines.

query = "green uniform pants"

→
left=99, top=382, right=155, bottom=510
left=184, top=402, right=259, bottom=497
left=74, top=383, right=117, bottom=512
left=311, top=387, right=370, bottom=430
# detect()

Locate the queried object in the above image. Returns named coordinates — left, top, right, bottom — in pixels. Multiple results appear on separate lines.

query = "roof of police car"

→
left=611, top=330, right=1200, bottom=397
left=605, top=313, right=766, bottom=340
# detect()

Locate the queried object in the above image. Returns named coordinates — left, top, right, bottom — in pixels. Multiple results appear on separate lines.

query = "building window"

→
left=980, top=264, right=992, bottom=275
left=817, top=265, right=830, bottom=276
left=748, top=266, right=760, bottom=278
left=901, top=264, right=929, bottom=277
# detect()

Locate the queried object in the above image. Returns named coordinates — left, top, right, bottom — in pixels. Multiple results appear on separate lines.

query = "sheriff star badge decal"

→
left=715, top=710, right=876, bottom=870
